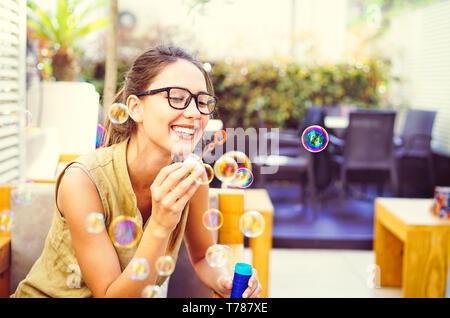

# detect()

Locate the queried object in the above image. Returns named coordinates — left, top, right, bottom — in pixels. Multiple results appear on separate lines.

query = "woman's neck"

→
left=126, top=133, right=172, bottom=193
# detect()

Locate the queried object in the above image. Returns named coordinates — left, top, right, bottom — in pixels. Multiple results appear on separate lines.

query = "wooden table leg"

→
left=403, top=228, right=450, bottom=298
left=374, top=216, right=403, bottom=287
left=249, top=210, right=272, bottom=298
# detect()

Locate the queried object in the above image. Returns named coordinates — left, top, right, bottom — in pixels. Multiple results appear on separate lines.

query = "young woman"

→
left=12, top=46, right=262, bottom=298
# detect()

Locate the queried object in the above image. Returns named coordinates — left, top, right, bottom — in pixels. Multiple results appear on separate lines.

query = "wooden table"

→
left=211, top=188, right=273, bottom=298
left=0, top=235, right=10, bottom=298
left=374, top=198, right=450, bottom=297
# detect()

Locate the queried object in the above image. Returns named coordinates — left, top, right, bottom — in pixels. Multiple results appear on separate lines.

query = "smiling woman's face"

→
left=138, top=59, right=210, bottom=157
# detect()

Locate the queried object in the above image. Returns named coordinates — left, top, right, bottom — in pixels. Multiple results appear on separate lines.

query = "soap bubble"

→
left=11, top=180, right=35, bottom=205
left=196, top=163, right=214, bottom=185
left=141, top=285, right=161, bottom=298
left=205, top=244, right=231, bottom=268
left=230, top=168, right=253, bottom=188
left=214, top=154, right=238, bottom=183
left=155, top=255, right=175, bottom=276
left=239, top=210, right=265, bottom=238
left=108, top=103, right=129, bottom=124
left=108, top=216, right=142, bottom=248
left=301, top=125, right=329, bottom=153
left=128, top=257, right=150, bottom=281
left=0, top=210, right=14, bottom=232
left=225, top=151, right=252, bottom=171
left=202, top=209, right=224, bottom=230
left=85, top=212, right=105, bottom=234
left=96, top=124, right=106, bottom=149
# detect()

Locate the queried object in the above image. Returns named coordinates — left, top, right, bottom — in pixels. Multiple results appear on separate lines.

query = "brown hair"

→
left=103, top=45, right=214, bottom=147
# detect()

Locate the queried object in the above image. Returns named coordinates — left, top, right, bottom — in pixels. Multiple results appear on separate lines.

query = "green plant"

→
left=210, top=58, right=395, bottom=129
left=27, top=0, right=109, bottom=81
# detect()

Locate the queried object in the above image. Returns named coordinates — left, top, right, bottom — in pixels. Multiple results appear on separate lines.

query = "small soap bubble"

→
left=108, top=103, right=129, bottom=124
left=230, top=168, right=253, bottom=188
left=96, top=124, right=106, bottom=149
left=11, top=180, right=35, bottom=205
left=0, top=210, right=14, bottom=232
left=214, top=154, right=238, bottom=183
left=205, top=244, right=231, bottom=268
left=108, top=216, right=142, bottom=248
left=141, top=285, right=161, bottom=298
left=239, top=210, right=265, bottom=238
left=301, top=125, right=329, bottom=153
left=129, top=257, right=150, bottom=281
left=225, top=151, right=252, bottom=171
left=202, top=209, right=224, bottom=230
left=155, top=255, right=175, bottom=276
left=85, top=212, right=105, bottom=234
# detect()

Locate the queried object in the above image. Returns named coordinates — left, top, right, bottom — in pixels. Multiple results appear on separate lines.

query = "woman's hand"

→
left=149, top=161, right=204, bottom=235
left=216, top=269, right=262, bottom=298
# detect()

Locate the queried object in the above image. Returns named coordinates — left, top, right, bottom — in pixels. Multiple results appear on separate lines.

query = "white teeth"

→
left=172, top=126, right=194, bottom=134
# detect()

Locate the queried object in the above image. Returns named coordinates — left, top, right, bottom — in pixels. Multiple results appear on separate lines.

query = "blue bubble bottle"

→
left=230, top=262, right=252, bottom=298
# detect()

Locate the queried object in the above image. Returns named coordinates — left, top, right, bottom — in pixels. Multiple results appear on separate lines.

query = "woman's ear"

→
left=127, top=94, right=143, bottom=123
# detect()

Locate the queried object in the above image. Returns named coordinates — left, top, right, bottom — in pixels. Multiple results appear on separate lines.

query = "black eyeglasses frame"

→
left=135, top=86, right=217, bottom=115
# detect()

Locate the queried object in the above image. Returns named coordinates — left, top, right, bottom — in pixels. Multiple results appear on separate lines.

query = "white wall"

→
left=387, top=0, right=450, bottom=156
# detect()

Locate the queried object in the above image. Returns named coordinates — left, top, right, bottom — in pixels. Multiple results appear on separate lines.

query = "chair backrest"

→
left=343, top=111, right=396, bottom=169
left=401, top=109, right=436, bottom=138
left=298, top=106, right=325, bottom=133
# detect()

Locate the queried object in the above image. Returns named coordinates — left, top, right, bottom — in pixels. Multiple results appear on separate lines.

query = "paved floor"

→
left=244, top=248, right=402, bottom=298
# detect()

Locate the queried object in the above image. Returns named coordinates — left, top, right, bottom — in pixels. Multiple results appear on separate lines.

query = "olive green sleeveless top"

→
left=11, top=137, right=189, bottom=298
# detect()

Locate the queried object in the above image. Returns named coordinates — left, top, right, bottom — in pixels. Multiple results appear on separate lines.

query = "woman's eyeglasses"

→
left=135, top=86, right=217, bottom=115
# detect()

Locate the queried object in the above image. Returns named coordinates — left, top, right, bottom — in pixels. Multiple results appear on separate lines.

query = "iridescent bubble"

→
left=155, top=255, right=175, bottom=276
left=202, top=209, right=224, bottom=231
left=301, top=125, right=329, bottom=153
left=85, top=212, right=105, bottom=234
left=0, top=210, right=14, bottom=232
left=213, top=154, right=238, bottom=183
left=108, top=103, right=129, bottom=124
left=196, top=163, right=214, bottom=185
left=141, top=285, right=161, bottom=298
left=230, top=168, right=253, bottom=189
left=128, top=257, right=150, bottom=281
left=205, top=244, right=231, bottom=268
left=108, top=216, right=142, bottom=248
left=11, top=180, right=35, bottom=205
left=239, top=210, right=265, bottom=238
left=96, top=124, right=106, bottom=149
left=225, top=151, right=252, bottom=171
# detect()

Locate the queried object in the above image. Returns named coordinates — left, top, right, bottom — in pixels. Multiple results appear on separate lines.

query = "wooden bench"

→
left=374, top=197, right=450, bottom=297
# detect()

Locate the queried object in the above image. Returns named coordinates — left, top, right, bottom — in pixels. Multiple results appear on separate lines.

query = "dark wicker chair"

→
left=333, top=110, right=398, bottom=203
left=394, top=109, right=436, bottom=196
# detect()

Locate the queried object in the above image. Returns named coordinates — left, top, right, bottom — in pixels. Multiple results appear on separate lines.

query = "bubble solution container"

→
left=230, top=262, right=252, bottom=298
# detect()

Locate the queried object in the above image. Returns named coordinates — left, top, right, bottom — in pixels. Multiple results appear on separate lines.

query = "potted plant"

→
left=26, top=0, right=109, bottom=155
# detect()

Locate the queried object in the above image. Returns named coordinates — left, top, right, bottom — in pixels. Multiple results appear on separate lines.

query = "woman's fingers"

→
left=151, top=162, right=183, bottom=188
left=242, top=269, right=262, bottom=298
left=163, top=167, right=203, bottom=208
left=152, top=161, right=197, bottom=200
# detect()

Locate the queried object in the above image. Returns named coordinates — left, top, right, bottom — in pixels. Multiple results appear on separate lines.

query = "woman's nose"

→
left=183, top=97, right=202, bottom=118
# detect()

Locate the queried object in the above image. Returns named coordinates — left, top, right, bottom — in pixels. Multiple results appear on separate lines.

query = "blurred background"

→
left=1, top=0, right=450, bottom=298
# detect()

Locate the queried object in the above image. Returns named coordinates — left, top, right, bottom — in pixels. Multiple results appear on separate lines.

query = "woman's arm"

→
left=58, top=162, right=202, bottom=298
left=185, top=184, right=263, bottom=298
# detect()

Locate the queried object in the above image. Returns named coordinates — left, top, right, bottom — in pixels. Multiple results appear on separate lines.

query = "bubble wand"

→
left=200, top=129, right=227, bottom=160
